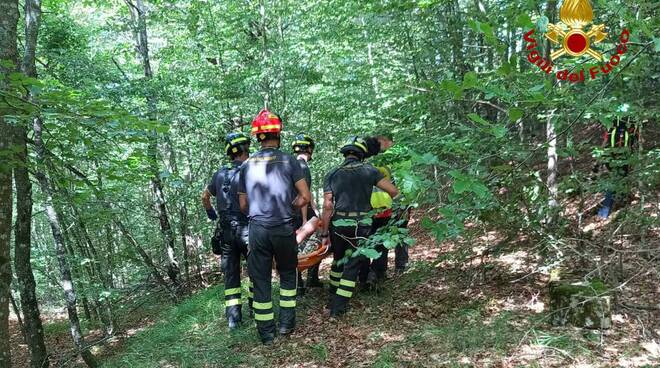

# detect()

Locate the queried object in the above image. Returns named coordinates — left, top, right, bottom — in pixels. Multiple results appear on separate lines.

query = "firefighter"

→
left=201, top=132, right=253, bottom=330
left=361, top=166, right=411, bottom=289
left=597, top=119, right=638, bottom=218
left=238, top=109, right=311, bottom=344
left=320, top=136, right=398, bottom=317
left=291, top=134, right=322, bottom=292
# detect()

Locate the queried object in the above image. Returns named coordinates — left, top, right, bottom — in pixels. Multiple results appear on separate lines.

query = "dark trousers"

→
left=220, top=221, right=253, bottom=323
left=368, top=216, right=391, bottom=280
left=329, top=224, right=371, bottom=315
left=247, top=222, right=298, bottom=340
left=598, top=160, right=631, bottom=218
left=362, top=216, right=409, bottom=282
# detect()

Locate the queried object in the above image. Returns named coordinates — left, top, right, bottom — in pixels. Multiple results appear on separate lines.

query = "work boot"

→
left=257, top=323, right=276, bottom=345
left=226, top=306, right=242, bottom=330
left=261, top=332, right=275, bottom=345
left=363, top=270, right=378, bottom=292
left=228, top=318, right=240, bottom=330
left=598, top=191, right=614, bottom=219
left=329, top=295, right=349, bottom=317
left=326, top=288, right=336, bottom=309
left=278, top=325, right=295, bottom=336
left=307, top=278, right=322, bottom=288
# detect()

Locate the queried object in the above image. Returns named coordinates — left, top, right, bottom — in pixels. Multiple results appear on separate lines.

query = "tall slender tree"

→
left=0, top=1, right=20, bottom=365
left=14, top=0, right=49, bottom=366
left=33, top=117, right=98, bottom=367
left=125, top=0, right=180, bottom=285
left=27, top=5, right=98, bottom=364
left=545, top=0, right=559, bottom=223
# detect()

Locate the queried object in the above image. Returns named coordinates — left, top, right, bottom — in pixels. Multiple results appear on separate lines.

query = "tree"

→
left=0, top=0, right=20, bottom=365
left=27, top=3, right=97, bottom=365
left=125, top=0, right=181, bottom=286
left=33, top=116, right=98, bottom=367
left=14, top=0, right=49, bottom=366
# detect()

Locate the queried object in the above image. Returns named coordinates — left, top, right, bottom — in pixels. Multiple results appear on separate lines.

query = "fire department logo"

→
left=545, top=0, right=606, bottom=61
left=523, top=0, right=631, bottom=83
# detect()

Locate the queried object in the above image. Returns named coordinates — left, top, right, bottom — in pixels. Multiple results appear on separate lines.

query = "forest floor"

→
left=10, top=206, right=660, bottom=368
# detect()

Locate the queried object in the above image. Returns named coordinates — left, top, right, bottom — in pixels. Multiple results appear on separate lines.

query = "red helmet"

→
left=251, top=109, right=283, bottom=138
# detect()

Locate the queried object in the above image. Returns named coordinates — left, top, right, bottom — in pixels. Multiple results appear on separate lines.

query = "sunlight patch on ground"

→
left=617, top=354, right=658, bottom=368
left=497, top=250, right=528, bottom=272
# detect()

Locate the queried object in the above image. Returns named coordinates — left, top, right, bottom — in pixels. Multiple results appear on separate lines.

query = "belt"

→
left=334, top=211, right=369, bottom=217
left=219, top=214, right=248, bottom=226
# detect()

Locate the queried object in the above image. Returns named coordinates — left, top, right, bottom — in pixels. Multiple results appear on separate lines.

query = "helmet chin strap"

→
left=297, top=152, right=311, bottom=162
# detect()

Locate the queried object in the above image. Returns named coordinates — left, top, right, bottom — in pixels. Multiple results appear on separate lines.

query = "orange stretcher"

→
left=297, top=241, right=330, bottom=271
left=296, top=217, right=330, bottom=271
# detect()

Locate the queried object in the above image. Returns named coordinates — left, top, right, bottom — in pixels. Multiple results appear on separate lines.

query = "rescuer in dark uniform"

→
left=597, top=119, right=638, bottom=218
left=201, top=132, right=253, bottom=330
left=238, top=110, right=311, bottom=344
left=291, top=134, right=322, bottom=293
left=319, top=136, right=398, bottom=317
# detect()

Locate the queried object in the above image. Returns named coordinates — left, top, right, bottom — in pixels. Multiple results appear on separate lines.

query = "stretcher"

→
left=295, top=217, right=330, bottom=271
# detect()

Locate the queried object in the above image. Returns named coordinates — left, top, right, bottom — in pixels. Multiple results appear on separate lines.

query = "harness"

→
left=218, top=164, right=245, bottom=223
left=221, top=166, right=240, bottom=203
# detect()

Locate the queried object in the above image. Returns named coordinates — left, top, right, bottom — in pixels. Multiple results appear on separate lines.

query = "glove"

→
left=206, top=208, right=218, bottom=221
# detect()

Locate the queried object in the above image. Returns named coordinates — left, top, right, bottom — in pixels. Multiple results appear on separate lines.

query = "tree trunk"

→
left=544, top=1, right=559, bottom=223
left=15, top=0, right=50, bottom=365
left=10, top=292, right=27, bottom=342
left=179, top=205, right=190, bottom=281
left=69, top=205, right=114, bottom=336
left=126, top=0, right=180, bottom=285
left=13, top=127, right=49, bottom=368
left=33, top=118, right=97, bottom=368
left=165, top=136, right=190, bottom=282
left=0, top=0, right=20, bottom=365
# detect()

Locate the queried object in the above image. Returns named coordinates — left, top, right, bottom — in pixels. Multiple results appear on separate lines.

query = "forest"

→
left=0, top=0, right=658, bottom=367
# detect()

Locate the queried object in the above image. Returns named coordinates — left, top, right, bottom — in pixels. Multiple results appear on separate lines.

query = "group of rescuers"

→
left=201, top=109, right=406, bottom=344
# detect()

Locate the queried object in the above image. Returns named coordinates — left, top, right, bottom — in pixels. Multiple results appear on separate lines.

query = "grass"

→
left=372, top=346, right=397, bottom=368
left=103, top=284, right=259, bottom=368
left=104, top=264, right=525, bottom=367
left=43, top=318, right=96, bottom=336
left=43, top=320, right=71, bottom=336
left=530, top=329, right=592, bottom=356
left=308, top=343, right=328, bottom=363
left=405, top=304, right=522, bottom=359
left=102, top=258, right=624, bottom=367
